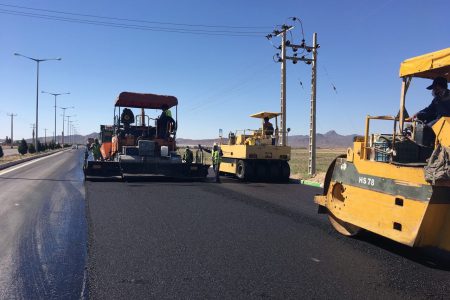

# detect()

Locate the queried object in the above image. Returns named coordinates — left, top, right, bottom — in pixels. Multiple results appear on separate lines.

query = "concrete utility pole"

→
left=267, top=20, right=319, bottom=176
left=274, top=25, right=293, bottom=146
left=279, top=27, right=287, bottom=146
left=279, top=31, right=320, bottom=176
left=308, top=33, right=318, bottom=176
left=44, top=128, right=48, bottom=145
left=30, top=123, right=36, bottom=143
left=7, top=113, right=17, bottom=148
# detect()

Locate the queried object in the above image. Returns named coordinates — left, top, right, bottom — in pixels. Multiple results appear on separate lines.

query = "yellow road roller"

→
left=220, top=112, right=291, bottom=182
left=315, top=47, right=450, bottom=253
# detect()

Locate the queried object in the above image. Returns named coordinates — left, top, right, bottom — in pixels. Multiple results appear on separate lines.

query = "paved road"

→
left=2, top=150, right=449, bottom=299
left=0, top=149, right=87, bottom=299
left=86, top=176, right=450, bottom=299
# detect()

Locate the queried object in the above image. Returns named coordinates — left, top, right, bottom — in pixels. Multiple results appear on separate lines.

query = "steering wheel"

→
left=377, top=135, right=392, bottom=148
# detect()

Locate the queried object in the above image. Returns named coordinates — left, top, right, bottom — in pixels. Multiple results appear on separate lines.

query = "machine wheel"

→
left=256, top=162, right=268, bottom=182
left=281, top=161, right=290, bottom=182
left=328, top=213, right=361, bottom=236
left=236, top=160, right=254, bottom=181
left=236, top=160, right=246, bottom=180
left=269, top=162, right=281, bottom=182
left=323, top=155, right=347, bottom=196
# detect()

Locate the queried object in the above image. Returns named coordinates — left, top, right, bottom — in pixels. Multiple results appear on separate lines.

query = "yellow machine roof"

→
left=399, top=47, right=450, bottom=80
left=250, top=112, right=281, bottom=119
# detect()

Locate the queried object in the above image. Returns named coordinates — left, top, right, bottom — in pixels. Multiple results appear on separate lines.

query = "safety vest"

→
left=212, top=150, right=221, bottom=165
left=165, top=110, right=172, bottom=118
left=183, top=149, right=193, bottom=163
left=92, top=143, right=101, bottom=158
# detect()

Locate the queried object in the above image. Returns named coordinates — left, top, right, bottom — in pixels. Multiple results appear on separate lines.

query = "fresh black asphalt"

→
left=86, top=176, right=450, bottom=299
left=1, top=149, right=450, bottom=299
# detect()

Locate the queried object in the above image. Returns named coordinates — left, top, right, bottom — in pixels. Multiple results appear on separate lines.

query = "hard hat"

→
left=213, top=142, right=217, bottom=146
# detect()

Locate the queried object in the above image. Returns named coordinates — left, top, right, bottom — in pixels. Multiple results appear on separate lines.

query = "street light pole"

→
left=14, top=53, right=61, bottom=149
left=72, top=122, right=78, bottom=144
left=42, top=91, right=70, bottom=144
left=60, top=106, right=74, bottom=145
left=66, top=115, right=75, bottom=144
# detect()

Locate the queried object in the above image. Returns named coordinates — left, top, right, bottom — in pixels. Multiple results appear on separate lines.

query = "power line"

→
left=0, top=3, right=271, bottom=29
left=187, top=62, right=274, bottom=112
left=0, top=5, right=269, bottom=37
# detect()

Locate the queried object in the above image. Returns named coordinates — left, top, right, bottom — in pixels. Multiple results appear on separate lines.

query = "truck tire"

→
left=256, top=162, right=268, bottom=182
left=269, top=161, right=281, bottom=182
left=281, top=161, right=290, bottom=182
left=236, top=160, right=255, bottom=181
left=236, top=160, right=246, bottom=180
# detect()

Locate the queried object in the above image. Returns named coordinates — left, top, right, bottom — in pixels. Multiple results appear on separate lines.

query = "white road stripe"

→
left=0, top=151, right=66, bottom=176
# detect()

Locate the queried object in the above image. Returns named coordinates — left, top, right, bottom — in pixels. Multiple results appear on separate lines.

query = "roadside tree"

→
left=18, top=139, right=28, bottom=155
left=37, top=140, right=45, bottom=152
left=28, top=143, right=36, bottom=154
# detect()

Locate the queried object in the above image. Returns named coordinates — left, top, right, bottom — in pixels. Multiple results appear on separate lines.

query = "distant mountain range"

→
left=1, top=130, right=356, bottom=148
left=178, top=130, right=357, bottom=148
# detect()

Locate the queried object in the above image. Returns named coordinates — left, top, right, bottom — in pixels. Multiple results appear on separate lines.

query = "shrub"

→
left=37, top=140, right=45, bottom=152
left=28, top=143, right=36, bottom=154
left=18, top=139, right=28, bottom=155
left=48, top=141, right=55, bottom=150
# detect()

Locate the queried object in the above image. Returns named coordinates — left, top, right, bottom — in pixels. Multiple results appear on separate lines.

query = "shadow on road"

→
left=354, top=230, right=450, bottom=271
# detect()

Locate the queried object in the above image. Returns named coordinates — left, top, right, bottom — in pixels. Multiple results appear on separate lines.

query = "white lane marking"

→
left=0, top=151, right=66, bottom=176
left=80, top=266, right=88, bottom=299
left=14, top=203, right=20, bottom=206
left=311, top=258, right=321, bottom=263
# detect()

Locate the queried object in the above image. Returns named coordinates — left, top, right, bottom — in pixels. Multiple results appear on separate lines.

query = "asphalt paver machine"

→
left=84, top=92, right=209, bottom=180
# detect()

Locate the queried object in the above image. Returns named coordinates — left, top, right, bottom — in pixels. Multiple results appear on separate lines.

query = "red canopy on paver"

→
left=115, top=92, right=178, bottom=109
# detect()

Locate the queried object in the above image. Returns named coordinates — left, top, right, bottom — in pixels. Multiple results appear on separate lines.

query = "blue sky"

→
left=1, top=0, right=449, bottom=141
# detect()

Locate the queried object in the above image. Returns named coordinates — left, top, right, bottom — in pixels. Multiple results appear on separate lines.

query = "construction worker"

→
left=158, top=104, right=175, bottom=139
left=183, top=146, right=193, bottom=164
left=198, top=143, right=222, bottom=183
left=160, top=104, right=172, bottom=118
left=414, top=77, right=450, bottom=126
left=263, top=117, right=274, bottom=136
left=91, top=138, right=102, bottom=161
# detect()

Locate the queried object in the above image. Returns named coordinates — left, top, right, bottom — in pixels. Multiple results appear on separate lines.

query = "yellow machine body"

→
left=315, top=48, right=450, bottom=253
left=219, top=112, right=291, bottom=182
